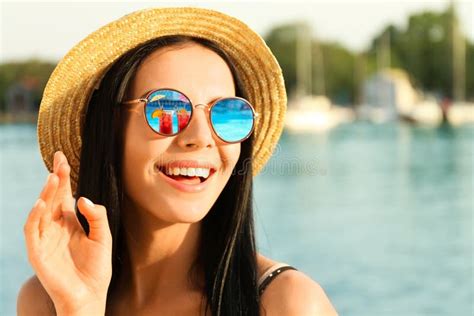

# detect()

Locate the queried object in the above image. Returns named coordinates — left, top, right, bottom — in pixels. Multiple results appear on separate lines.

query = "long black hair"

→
left=75, top=35, right=260, bottom=315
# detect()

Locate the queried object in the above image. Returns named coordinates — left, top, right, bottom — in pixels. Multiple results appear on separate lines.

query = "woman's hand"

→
left=23, top=151, right=113, bottom=316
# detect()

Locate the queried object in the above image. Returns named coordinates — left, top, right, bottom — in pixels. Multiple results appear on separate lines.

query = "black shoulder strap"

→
left=258, top=265, right=297, bottom=296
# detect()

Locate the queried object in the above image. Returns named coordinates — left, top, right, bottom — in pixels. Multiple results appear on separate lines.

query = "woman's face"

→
left=121, top=43, right=240, bottom=224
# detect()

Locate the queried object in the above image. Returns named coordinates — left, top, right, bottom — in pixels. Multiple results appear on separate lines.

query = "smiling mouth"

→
left=155, top=165, right=217, bottom=184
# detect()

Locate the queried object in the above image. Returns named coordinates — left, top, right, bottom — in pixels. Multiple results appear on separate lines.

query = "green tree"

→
left=367, top=4, right=473, bottom=100
left=265, top=23, right=356, bottom=105
left=0, top=59, right=56, bottom=112
left=320, top=42, right=355, bottom=105
left=264, top=23, right=299, bottom=98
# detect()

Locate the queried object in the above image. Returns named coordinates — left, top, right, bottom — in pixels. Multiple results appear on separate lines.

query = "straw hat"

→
left=37, top=7, right=287, bottom=194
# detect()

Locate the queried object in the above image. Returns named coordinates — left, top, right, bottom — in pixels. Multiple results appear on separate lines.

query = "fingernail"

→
left=34, top=199, right=41, bottom=208
left=57, top=162, right=64, bottom=171
left=82, top=197, right=94, bottom=207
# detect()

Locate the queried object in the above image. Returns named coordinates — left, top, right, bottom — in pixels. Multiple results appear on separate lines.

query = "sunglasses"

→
left=121, top=88, right=259, bottom=143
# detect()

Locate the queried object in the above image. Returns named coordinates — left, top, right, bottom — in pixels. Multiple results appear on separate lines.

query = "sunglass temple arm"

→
left=121, top=98, right=147, bottom=106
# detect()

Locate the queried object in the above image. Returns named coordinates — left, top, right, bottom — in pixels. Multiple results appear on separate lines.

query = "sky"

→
left=0, top=0, right=472, bottom=62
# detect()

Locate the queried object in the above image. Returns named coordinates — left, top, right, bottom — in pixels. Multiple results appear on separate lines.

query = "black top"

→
left=258, top=265, right=298, bottom=296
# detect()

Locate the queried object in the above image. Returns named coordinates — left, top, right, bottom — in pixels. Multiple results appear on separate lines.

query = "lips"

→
left=157, top=167, right=215, bottom=184
left=154, top=162, right=218, bottom=193
left=166, top=174, right=203, bottom=184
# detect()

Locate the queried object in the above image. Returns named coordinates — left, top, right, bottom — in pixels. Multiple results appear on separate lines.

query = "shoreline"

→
left=0, top=112, right=38, bottom=124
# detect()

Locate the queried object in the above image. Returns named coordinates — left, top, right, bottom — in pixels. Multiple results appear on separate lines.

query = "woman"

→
left=17, top=7, right=337, bottom=316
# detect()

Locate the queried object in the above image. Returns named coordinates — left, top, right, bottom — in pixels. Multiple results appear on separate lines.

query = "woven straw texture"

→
left=37, top=7, right=287, bottom=194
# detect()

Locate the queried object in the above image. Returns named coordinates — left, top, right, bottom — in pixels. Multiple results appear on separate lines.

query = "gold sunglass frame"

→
left=121, top=88, right=259, bottom=144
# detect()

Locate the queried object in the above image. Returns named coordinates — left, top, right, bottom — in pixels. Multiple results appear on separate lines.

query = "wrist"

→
left=58, top=310, right=104, bottom=316
left=55, top=299, right=106, bottom=316
left=57, top=307, right=105, bottom=316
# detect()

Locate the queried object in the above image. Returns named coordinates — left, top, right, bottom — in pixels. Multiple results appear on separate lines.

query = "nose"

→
left=175, top=104, right=216, bottom=149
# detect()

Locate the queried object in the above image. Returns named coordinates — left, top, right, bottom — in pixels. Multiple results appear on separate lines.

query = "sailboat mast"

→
left=452, top=0, right=466, bottom=102
left=296, top=22, right=313, bottom=97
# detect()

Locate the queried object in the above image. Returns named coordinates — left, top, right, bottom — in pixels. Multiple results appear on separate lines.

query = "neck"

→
left=116, top=196, right=204, bottom=307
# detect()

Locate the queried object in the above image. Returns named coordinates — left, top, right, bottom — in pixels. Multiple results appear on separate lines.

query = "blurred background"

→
left=1, top=1, right=472, bottom=315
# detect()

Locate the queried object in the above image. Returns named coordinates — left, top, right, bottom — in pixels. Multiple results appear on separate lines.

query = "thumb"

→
left=77, top=197, right=112, bottom=246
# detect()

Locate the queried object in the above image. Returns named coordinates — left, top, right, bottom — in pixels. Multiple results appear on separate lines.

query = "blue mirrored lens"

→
left=210, top=98, right=254, bottom=142
left=144, top=90, right=192, bottom=135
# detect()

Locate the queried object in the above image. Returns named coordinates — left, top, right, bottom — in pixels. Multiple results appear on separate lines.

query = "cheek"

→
left=122, top=137, right=151, bottom=202
left=219, top=143, right=241, bottom=177
left=123, top=117, right=147, bottom=178
left=121, top=114, right=169, bottom=196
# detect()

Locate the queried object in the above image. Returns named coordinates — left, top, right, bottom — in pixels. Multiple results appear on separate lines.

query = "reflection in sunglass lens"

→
left=210, top=98, right=254, bottom=142
left=144, top=90, right=192, bottom=135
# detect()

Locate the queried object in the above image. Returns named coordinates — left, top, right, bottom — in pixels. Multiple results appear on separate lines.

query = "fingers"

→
left=24, top=198, right=46, bottom=252
left=24, top=151, right=76, bottom=266
left=77, top=198, right=112, bottom=247
left=54, top=151, right=74, bottom=198
left=52, top=151, right=75, bottom=220
left=38, top=173, right=59, bottom=233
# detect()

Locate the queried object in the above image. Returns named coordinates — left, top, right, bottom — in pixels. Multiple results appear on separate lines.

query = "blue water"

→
left=1, top=122, right=472, bottom=315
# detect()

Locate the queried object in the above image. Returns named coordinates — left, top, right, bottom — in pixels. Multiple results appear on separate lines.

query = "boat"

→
left=284, top=22, right=355, bottom=133
left=286, top=95, right=355, bottom=132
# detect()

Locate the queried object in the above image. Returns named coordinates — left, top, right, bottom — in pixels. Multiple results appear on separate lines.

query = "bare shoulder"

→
left=257, top=253, right=338, bottom=316
left=17, top=275, right=56, bottom=316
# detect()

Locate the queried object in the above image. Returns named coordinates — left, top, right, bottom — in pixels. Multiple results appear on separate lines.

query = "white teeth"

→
left=195, top=168, right=204, bottom=177
left=201, top=168, right=210, bottom=178
left=163, top=166, right=212, bottom=179
left=194, top=168, right=210, bottom=178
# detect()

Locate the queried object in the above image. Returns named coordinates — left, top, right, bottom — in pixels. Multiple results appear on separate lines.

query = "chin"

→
left=147, top=198, right=213, bottom=224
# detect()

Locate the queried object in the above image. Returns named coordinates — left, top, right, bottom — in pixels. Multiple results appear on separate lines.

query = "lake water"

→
left=1, top=122, right=472, bottom=315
